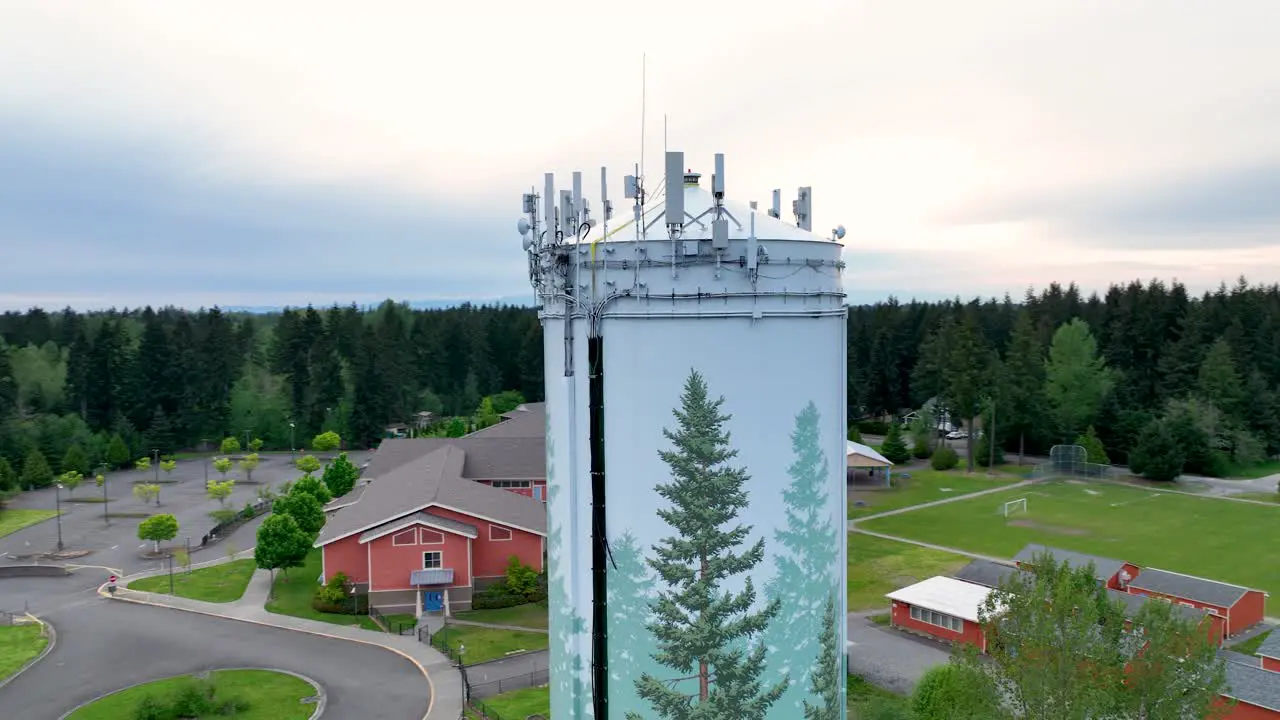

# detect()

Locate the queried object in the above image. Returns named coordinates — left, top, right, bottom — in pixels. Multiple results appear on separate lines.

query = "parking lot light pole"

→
left=100, top=462, right=109, bottom=525
left=289, top=421, right=296, bottom=464
left=152, top=448, right=160, bottom=483
left=55, top=482, right=64, bottom=551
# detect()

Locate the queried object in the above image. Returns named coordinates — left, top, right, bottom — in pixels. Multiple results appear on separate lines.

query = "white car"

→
left=945, top=430, right=968, bottom=440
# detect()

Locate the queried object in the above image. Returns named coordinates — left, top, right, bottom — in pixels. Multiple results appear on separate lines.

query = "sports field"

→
left=859, top=480, right=1280, bottom=612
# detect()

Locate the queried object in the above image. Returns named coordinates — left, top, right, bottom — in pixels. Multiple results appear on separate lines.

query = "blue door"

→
left=424, top=591, right=444, bottom=612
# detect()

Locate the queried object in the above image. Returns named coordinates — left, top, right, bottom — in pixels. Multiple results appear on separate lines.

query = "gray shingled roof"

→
left=362, top=436, right=545, bottom=480
left=952, top=559, right=1022, bottom=589
left=1105, top=589, right=1207, bottom=623
left=358, top=511, right=478, bottom=543
left=1223, top=654, right=1280, bottom=712
left=1013, top=544, right=1128, bottom=584
left=315, top=445, right=547, bottom=547
left=465, top=402, right=546, bottom=439
left=1128, top=568, right=1253, bottom=608
left=1257, top=631, right=1280, bottom=660
left=324, top=482, right=368, bottom=511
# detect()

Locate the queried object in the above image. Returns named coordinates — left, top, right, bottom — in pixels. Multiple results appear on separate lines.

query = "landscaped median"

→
left=0, top=508, right=59, bottom=539
left=0, top=621, right=51, bottom=683
left=126, top=558, right=257, bottom=603
left=62, top=669, right=320, bottom=720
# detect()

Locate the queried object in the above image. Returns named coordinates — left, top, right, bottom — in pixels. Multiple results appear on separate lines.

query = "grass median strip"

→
left=64, top=669, right=316, bottom=720
left=127, top=559, right=257, bottom=603
left=0, top=509, right=59, bottom=539
left=0, top=624, right=50, bottom=682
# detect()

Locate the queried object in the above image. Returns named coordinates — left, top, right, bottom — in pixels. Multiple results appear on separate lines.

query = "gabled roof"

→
left=886, top=576, right=995, bottom=623
left=1012, top=544, right=1128, bottom=584
left=1105, top=589, right=1207, bottom=623
left=847, top=441, right=892, bottom=467
left=363, top=436, right=545, bottom=480
left=315, top=444, right=547, bottom=547
left=1128, top=568, right=1258, bottom=609
left=952, top=559, right=1021, bottom=589
left=1257, top=631, right=1280, bottom=661
left=465, top=402, right=546, bottom=439
left=358, top=511, right=478, bottom=543
left=1223, top=654, right=1280, bottom=712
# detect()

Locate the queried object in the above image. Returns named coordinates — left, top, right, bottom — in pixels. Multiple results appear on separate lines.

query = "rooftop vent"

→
left=683, top=170, right=701, bottom=186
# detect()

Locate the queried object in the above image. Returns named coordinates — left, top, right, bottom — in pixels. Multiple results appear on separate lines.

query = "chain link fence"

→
left=469, top=665, right=550, bottom=700
left=1030, top=444, right=1113, bottom=480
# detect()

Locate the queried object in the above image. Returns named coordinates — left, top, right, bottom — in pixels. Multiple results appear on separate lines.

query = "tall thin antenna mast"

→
left=640, top=53, right=646, bottom=198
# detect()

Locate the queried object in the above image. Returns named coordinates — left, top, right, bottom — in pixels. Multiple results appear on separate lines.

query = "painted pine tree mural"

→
left=803, top=594, right=841, bottom=720
left=546, top=429, right=591, bottom=718
left=761, top=401, right=839, bottom=715
left=609, top=530, right=662, bottom=714
left=630, top=370, right=787, bottom=720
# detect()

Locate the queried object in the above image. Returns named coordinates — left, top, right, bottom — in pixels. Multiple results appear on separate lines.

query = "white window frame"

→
left=909, top=605, right=963, bottom=633
left=492, top=480, right=532, bottom=489
left=419, top=528, right=445, bottom=545
left=391, top=528, right=418, bottom=546
left=423, top=551, right=443, bottom=569
left=490, top=525, right=513, bottom=542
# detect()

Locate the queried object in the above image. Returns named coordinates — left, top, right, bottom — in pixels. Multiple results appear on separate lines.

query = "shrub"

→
left=133, top=695, right=166, bottom=720
left=848, top=425, right=863, bottom=443
left=930, top=445, right=959, bottom=471
left=473, top=580, right=526, bottom=610
left=209, top=509, right=237, bottom=525
left=912, top=434, right=931, bottom=460
left=1074, top=425, right=1110, bottom=465
left=505, top=556, right=539, bottom=599
left=239, top=502, right=256, bottom=520
left=313, top=571, right=351, bottom=612
left=857, top=420, right=891, bottom=436
left=911, top=662, right=1003, bottom=720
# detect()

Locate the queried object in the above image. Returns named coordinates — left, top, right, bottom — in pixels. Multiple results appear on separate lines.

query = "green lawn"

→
left=848, top=533, right=968, bottom=611
left=848, top=673, right=910, bottom=717
left=0, top=624, right=49, bottom=681
left=434, top=624, right=549, bottom=665
left=476, top=685, right=550, bottom=718
left=0, top=509, right=59, bottom=539
left=1231, top=630, right=1272, bottom=656
left=127, top=559, right=257, bottom=603
left=861, top=479, right=1280, bottom=612
left=64, top=669, right=316, bottom=720
left=1233, top=492, right=1280, bottom=504
left=850, top=470, right=1022, bottom=519
left=454, top=603, right=549, bottom=630
left=264, top=549, right=379, bottom=631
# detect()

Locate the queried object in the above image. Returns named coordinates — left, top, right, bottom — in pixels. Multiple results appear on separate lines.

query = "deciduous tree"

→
left=272, top=490, right=324, bottom=536
left=311, top=431, right=341, bottom=452
left=255, top=513, right=311, bottom=582
left=58, top=470, right=83, bottom=496
left=290, top=474, right=332, bottom=505
left=295, top=454, right=321, bottom=476
left=138, top=513, right=179, bottom=553
left=237, top=453, right=260, bottom=482
left=220, top=436, right=241, bottom=455
left=206, top=479, right=236, bottom=507
left=321, top=452, right=359, bottom=498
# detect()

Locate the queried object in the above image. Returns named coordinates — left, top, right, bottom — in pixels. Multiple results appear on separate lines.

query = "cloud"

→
left=0, top=121, right=534, bottom=309
left=937, top=161, right=1280, bottom=249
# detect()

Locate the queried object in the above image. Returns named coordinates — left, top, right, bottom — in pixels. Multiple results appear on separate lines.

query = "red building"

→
left=1217, top=657, right=1280, bottom=719
left=886, top=576, right=994, bottom=652
left=1126, top=567, right=1267, bottom=641
left=317, top=440, right=547, bottom=615
left=1012, top=544, right=1139, bottom=591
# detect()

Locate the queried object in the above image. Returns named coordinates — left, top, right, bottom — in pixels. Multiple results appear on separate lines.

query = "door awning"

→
left=410, top=569, right=455, bottom=586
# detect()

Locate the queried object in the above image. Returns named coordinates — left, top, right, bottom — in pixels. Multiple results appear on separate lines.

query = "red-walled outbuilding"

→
left=1218, top=657, right=1280, bottom=719
left=886, top=576, right=993, bottom=652
left=1126, top=568, right=1268, bottom=641
left=1012, top=543, right=1138, bottom=591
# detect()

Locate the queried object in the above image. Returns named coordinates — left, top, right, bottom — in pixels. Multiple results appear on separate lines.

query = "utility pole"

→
left=244, top=430, right=250, bottom=452
left=289, top=421, right=297, bottom=464
left=988, top=398, right=997, bottom=473
left=202, top=440, right=209, bottom=484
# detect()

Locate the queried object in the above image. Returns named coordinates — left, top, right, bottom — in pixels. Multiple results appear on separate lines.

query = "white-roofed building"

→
left=848, top=440, right=894, bottom=486
left=886, top=576, right=994, bottom=651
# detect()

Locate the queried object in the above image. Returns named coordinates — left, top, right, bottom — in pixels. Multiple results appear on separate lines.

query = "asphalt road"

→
left=846, top=611, right=949, bottom=694
left=1, top=452, right=371, bottom=577
left=0, top=573, right=430, bottom=719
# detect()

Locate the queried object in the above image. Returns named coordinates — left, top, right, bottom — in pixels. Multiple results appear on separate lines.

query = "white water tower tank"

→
left=525, top=152, right=848, bottom=719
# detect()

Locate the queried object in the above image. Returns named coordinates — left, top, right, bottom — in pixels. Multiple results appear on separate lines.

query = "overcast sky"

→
left=2, top=1, right=1278, bottom=311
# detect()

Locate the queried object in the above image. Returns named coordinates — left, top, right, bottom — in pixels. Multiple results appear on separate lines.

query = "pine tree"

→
left=879, top=423, right=911, bottom=465
left=0, top=457, right=17, bottom=493
left=610, top=530, right=662, bottom=716
left=1045, top=319, right=1115, bottom=441
left=632, top=370, right=786, bottom=720
left=1073, top=425, right=1109, bottom=465
left=61, top=444, right=89, bottom=475
left=106, top=433, right=131, bottom=469
left=762, top=402, right=838, bottom=716
left=802, top=595, right=841, bottom=720
left=945, top=313, right=996, bottom=472
left=20, top=448, right=53, bottom=489
left=0, top=342, right=16, bottom=420
left=1195, top=337, right=1244, bottom=420
left=1002, top=310, right=1047, bottom=464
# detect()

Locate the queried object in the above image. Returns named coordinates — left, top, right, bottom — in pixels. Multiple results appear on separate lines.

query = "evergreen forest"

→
left=1, top=276, right=1277, bottom=490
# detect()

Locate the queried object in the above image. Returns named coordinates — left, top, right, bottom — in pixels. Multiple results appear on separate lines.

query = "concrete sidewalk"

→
left=106, top=564, right=463, bottom=720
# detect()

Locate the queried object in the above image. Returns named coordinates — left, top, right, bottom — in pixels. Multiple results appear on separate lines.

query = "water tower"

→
left=520, top=152, right=848, bottom=719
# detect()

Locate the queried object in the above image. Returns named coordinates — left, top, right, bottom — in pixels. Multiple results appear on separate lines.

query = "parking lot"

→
left=0, top=451, right=370, bottom=577
left=847, top=611, right=951, bottom=694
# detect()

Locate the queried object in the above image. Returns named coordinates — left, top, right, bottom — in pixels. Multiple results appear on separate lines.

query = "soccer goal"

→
left=1002, top=497, right=1028, bottom=518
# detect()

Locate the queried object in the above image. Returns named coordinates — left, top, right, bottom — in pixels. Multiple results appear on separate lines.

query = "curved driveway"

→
left=0, top=574, right=430, bottom=719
